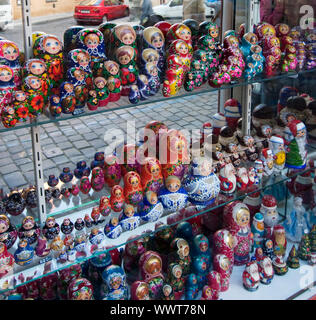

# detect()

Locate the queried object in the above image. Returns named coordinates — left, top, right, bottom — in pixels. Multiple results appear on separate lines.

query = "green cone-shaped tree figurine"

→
left=309, top=224, right=316, bottom=253
left=298, top=231, right=311, bottom=261
left=287, top=245, right=300, bottom=269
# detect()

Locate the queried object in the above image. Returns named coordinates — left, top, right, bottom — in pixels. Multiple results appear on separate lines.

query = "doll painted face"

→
left=28, top=76, right=41, bottom=90
left=151, top=33, right=164, bottom=49
left=209, top=26, right=219, bottom=39
left=172, top=265, right=182, bottom=279
left=124, top=205, right=135, bottom=217
left=0, top=66, right=13, bottom=82
left=235, top=207, right=250, bottom=228
left=77, top=52, right=90, bottom=67
left=278, top=24, right=289, bottom=35
left=23, top=217, right=35, bottom=230
left=94, top=77, right=106, bottom=89
left=177, top=26, right=191, bottom=41
left=15, top=90, right=26, bottom=102
left=74, top=69, right=85, bottom=82
left=46, top=218, right=56, bottom=228
left=262, top=25, right=276, bottom=38
left=43, top=36, right=62, bottom=55
left=227, top=36, right=239, bottom=48
left=29, top=60, right=46, bottom=75
left=3, top=43, right=19, bottom=61
left=111, top=217, right=119, bottom=227
left=84, top=33, right=100, bottom=49
left=178, top=42, right=188, bottom=55
left=163, top=285, right=172, bottom=297
left=64, top=83, right=74, bottom=93
left=114, top=188, right=122, bottom=198
left=0, top=217, right=9, bottom=233
left=145, top=256, right=161, bottom=275
left=146, top=191, right=158, bottom=205
left=166, top=176, right=181, bottom=193
left=136, top=283, right=149, bottom=300
left=118, top=52, right=131, bottom=65
left=130, top=175, right=140, bottom=189
left=121, top=29, right=136, bottom=45
left=149, top=65, right=158, bottom=77
left=143, top=49, right=159, bottom=65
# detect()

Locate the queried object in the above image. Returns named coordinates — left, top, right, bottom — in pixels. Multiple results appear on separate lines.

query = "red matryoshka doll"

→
left=13, top=90, right=29, bottom=123
left=68, top=277, right=94, bottom=300
left=256, top=23, right=276, bottom=42
left=119, top=143, right=141, bottom=176
left=168, top=39, right=192, bottom=73
left=162, top=54, right=184, bottom=97
left=143, top=120, right=168, bottom=154
left=90, top=166, right=105, bottom=192
left=275, top=23, right=291, bottom=51
left=22, top=75, right=45, bottom=117
left=131, top=281, right=151, bottom=300
left=0, top=65, right=16, bottom=105
left=223, top=201, right=252, bottom=266
left=123, top=171, right=143, bottom=206
left=103, top=154, right=122, bottom=188
left=0, top=215, right=17, bottom=250
left=110, top=24, right=137, bottom=57
left=206, top=270, right=221, bottom=300
left=160, top=129, right=190, bottom=181
left=110, top=185, right=125, bottom=212
left=0, top=242, right=14, bottom=279
left=213, top=253, right=231, bottom=292
left=102, top=60, right=122, bottom=102
left=166, top=24, right=193, bottom=52
left=0, top=40, right=22, bottom=88
left=139, top=250, right=164, bottom=299
left=115, top=45, right=138, bottom=96
left=79, top=176, right=92, bottom=194
left=33, top=34, right=64, bottom=93
left=141, top=157, right=163, bottom=193
left=213, top=229, right=236, bottom=273
left=93, top=76, right=110, bottom=107
left=154, top=21, right=172, bottom=39
left=99, top=196, right=111, bottom=217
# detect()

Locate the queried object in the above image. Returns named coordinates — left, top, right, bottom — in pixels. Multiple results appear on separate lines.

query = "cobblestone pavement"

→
left=0, top=91, right=218, bottom=193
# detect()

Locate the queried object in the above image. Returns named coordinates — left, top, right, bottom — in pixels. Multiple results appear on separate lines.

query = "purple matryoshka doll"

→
left=90, top=166, right=105, bottom=192
left=33, top=34, right=64, bottom=94
left=0, top=65, right=15, bottom=105
left=143, top=62, right=160, bottom=96
left=168, top=39, right=192, bottom=73
left=115, top=45, right=139, bottom=96
left=0, top=215, right=18, bottom=250
left=139, top=250, right=164, bottom=299
left=103, top=154, right=122, bottom=188
left=23, top=58, right=51, bottom=103
left=49, top=94, right=62, bottom=117
left=59, top=81, right=76, bottom=114
left=76, top=28, right=106, bottom=75
left=0, top=40, right=22, bottom=88
left=66, top=67, right=88, bottom=115
left=142, top=27, right=165, bottom=81
left=22, top=75, right=45, bottom=118
left=93, top=76, right=110, bottom=107
left=102, top=60, right=122, bottom=102
left=13, top=90, right=29, bottom=123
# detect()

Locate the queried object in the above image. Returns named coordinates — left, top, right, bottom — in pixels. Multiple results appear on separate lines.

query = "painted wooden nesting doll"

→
left=162, top=54, right=184, bottom=97
left=140, top=48, right=160, bottom=76
left=59, top=81, right=76, bottom=114
left=0, top=242, right=15, bottom=279
left=13, top=90, right=29, bottom=122
left=76, top=28, right=107, bottom=75
left=115, top=45, right=138, bottom=96
left=166, top=23, right=193, bottom=53
left=0, top=40, right=22, bottom=88
left=18, top=216, right=40, bottom=245
left=137, top=74, right=150, bottom=100
left=103, top=155, right=122, bottom=188
left=142, top=26, right=165, bottom=81
left=33, top=34, right=64, bottom=93
left=91, top=151, right=105, bottom=169
left=63, top=26, right=85, bottom=57
left=98, top=22, right=116, bottom=55
left=104, top=217, right=123, bottom=239
left=140, top=157, right=163, bottom=193
left=0, top=64, right=16, bottom=106
left=110, top=24, right=137, bottom=58
left=99, top=196, right=111, bottom=217
left=22, top=75, right=45, bottom=117
left=66, top=67, right=88, bottom=115
left=42, top=217, right=60, bottom=241
left=0, top=215, right=18, bottom=250
left=1, top=104, right=16, bottom=128
left=94, top=76, right=110, bottom=107
left=184, top=59, right=204, bottom=91
left=124, top=171, right=143, bottom=206
left=74, top=160, right=91, bottom=179
left=183, top=18, right=199, bottom=48
left=143, top=62, right=160, bottom=96
left=168, top=39, right=192, bottom=73
left=129, top=84, right=140, bottom=104
left=49, top=94, right=62, bottom=117
left=139, top=191, right=164, bottom=223
left=90, top=166, right=105, bottom=192
left=102, top=60, right=122, bottom=102
left=119, top=204, right=141, bottom=232
left=110, top=185, right=125, bottom=212
left=87, top=89, right=99, bottom=111
left=79, top=176, right=92, bottom=194
left=119, top=143, right=141, bottom=176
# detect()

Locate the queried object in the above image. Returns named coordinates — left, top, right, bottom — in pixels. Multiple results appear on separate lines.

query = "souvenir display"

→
left=0, top=242, right=14, bottom=279
left=0, top=215, right=18, bottom=249
left=18, top=216, right=40, bottom=245
left=242, top=258, right=260, bottom=291
left=139, top=191, right=164, bottom=223
left=286, top=245, right=300, bottom=269
left=258, top=255, right=274, bottom=285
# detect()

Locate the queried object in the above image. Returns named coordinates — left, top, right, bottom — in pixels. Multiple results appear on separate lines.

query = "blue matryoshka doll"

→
left=140, top=48, right=160, bottom=74
left=59, top=167, right=74, bottom=183
left=0, top=64, right=15, bottom=105
left=49, top=94, right=62, bottom=117
left=74, top=160, right=91, bottom=179
left=14, top=239, right=34, bottom=266
left=136, top=74, right=150, bottom=100
left=185, top=273, right=199, bottom=300
left=143, top=62, right=160, bottom=96
left=240, top=32, right=259, bottom=58
left=191, top=255, right=209, bottom=290
left=119, top=204, right=141, bottom=232
left=90, top=151, right=105, bottom=169
left=59, top=81, right=76, bottom=114
left=128, top=84, right=140, bottom=104
left=104, top=217, right=122, bottom=239
left=63, top=25, right=85, bottom=57
left=191, top=234, right=211, bottom=263
left=158, top=175, right=188, bottom=214
left=101, top=265, right=129, bottom=300
left=139, top=190, right=164, bottom=223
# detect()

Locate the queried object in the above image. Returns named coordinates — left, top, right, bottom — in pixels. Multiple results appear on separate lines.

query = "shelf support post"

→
left=21, top=0, right=47, bottom=226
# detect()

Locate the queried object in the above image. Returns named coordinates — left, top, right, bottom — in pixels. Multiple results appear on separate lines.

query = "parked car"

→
left=74, top=0, right=129, bottom=25
left=0, top=0, right=12, bottom=31
left=153, top=0, right=219, bottom=20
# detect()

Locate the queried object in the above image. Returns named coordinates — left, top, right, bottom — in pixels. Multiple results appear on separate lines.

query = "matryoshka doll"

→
left=74, top=160, right=91, bottom=179
left=99, top=196, right=111, bottom=217
left=94, top=76, right=110, bottom=107
left=143, top=62, right=160, bottom=96
left=42, top=216, right=60, bottom=241
left=136, top=74, right=150, bottom=100
left=198, top=21, right=221, bottom=53
left=63, top=26, right=85, bottom=57
left=0, top=65, right=16, bottom=105
left=123, top=171, right=143, bottom=206
left=0, top=215, right=17, bottom=250
left=76, top=28, right=106, bottom=74
left=13, top=90, right=29, bottom=122
left=66, top=67, right=88, bottom=114
left=115, top=45, right=138, bottom=96
left=142, top=26, right=166, bottom=80
left=166, top=263, right=184, bottom=300
left=183, top=59, right=204, bottom=91
left=86, top=89, right=99, bottom=111
left=110, top=24, right=137, bottom=58
left=131, top=281, right=150, bottom=300
left=18, top=216, right=40, bottom=245
left=0, top=242, right=14, bottom=279
left=110, top=185, right=125, bottom=213
left=0, top=40, right=22, bottom=88
left=168, top=237, right=191, bottom=277
left=103, top=155, right=121, bottom=188
left=159, top=175, right=188, bottom=214
left=129, top=84, right=140, bottom=104
left=139, top=250, right=164, bottom=299
left=275, top=23, right=291, bottom=52
left=119, top=143, right=141, bottom=177
left=102, top=265, right=128, bottom=300
left=104, top=217, right=123, bottom=239
left=139, top=190, right=164, bottom=223
left=206, top=271, right=222, bottom=300
left=33, top=34, right=64, bottom=93
left=68, top=278, right=94, bottom=300
left=14, top=239, right=34, bottom=266
left=90, top=166, right=105, bottom=192
left=223, top=201, right=252, bottom=266
left=289, top=27, right=306, bottom=70
left=102, top=60, right=121, bottom=102
left=59, top=81, right=76, bottom=114
left=140, top=48, right=160, bottom=77
left=213, top=253, right=231, bottom=291
left=98, top=22, right=116, bottom=55
left=162, top=54, right=184, bottom=97
left=166, top=23, right=192, bottom=52
left=49, top=94, right=62, bottom=117
left=90, top=151, right=105, bottom=170
left=168, top=39, right=192, bottom=73
left=141, top=157, right=163, bottom=194
left=119, top=204, right=140, bottom=231
left=79, top=176, right=92, bottom=194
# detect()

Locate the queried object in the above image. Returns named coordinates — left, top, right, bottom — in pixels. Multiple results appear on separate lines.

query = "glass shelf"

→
left=1, top=68, right=315, bottom=134
left=1, top=152, right=315, bottom=293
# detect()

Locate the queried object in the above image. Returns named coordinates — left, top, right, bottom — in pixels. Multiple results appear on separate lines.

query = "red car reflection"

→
left=74, top=0, right=129, bottom=25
